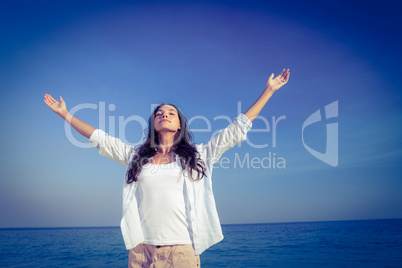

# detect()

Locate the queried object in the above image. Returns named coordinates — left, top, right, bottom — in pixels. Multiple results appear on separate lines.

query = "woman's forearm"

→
left=244, top=88, right=274, bottom=122
left=60, top=110, right=95, bottom=139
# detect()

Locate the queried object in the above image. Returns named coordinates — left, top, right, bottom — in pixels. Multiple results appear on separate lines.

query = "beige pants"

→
left=128, top=244, right=200, bottom=268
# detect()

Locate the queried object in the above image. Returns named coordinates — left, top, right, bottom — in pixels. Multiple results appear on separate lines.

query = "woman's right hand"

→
left=43, top=94, right=68, bottom=117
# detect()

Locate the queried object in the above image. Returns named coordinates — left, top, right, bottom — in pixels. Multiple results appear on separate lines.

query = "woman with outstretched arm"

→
left=44, top=69, right=290, bottom=268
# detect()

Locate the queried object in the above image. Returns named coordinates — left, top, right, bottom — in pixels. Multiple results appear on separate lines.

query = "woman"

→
left=44, top=69, right=290, bottom=267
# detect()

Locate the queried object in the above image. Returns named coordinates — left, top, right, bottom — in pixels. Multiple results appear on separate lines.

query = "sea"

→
left=0, top=219, right=401, bottom=267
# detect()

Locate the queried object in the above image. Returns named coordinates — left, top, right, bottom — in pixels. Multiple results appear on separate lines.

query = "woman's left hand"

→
left=265, top=68, right=290, bottom=92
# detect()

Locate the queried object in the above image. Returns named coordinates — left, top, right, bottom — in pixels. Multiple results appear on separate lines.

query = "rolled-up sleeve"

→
left=202, top=113, right=252, bottom=164
left=89, top=129, right=136, bottom=167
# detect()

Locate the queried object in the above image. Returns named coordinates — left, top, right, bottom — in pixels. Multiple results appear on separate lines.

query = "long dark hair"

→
left=126, top=103, right=206, bottom=184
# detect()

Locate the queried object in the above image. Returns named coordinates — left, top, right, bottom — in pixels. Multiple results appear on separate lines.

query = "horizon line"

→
left=1, top=217, right=401, bottom=231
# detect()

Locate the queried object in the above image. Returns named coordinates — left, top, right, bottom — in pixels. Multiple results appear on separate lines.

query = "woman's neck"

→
left=157, top=132, right=175, bottom=154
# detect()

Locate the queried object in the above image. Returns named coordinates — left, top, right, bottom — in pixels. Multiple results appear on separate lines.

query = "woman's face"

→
left=153, top=105, right=181, bottom=134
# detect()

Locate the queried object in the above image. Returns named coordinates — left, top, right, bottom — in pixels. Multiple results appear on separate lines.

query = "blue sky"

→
left=0, top=0, right=401, bottom=228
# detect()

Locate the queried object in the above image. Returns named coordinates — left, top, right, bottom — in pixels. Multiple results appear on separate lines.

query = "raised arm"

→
left=43, top=94, right=95, bottom=138
left=244, top=69, right=290, bottom=122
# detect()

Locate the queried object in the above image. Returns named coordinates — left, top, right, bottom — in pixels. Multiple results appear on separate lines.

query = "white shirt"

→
left=137, top=160, right=193, bottom=245
left=89, top=113, right=252, bottom=255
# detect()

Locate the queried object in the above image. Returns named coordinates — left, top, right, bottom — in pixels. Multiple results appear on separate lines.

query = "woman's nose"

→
left=162, top=113, right=168, bottom=118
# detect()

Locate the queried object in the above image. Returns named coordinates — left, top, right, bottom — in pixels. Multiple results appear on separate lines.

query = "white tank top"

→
left=136, top=158, right=193, bottom=245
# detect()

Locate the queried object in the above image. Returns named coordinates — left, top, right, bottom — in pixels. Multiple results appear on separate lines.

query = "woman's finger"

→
left=45, top=94, right=54, bottom=103
left=284, top=69, right=290, bottom=80
left=49, top=94, right=57, bottom=103
left=44, top=94, right=53, bottom=104
left=43, top=99, right=51, bottom=106
left=44, top=94, right=51, bottom=101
